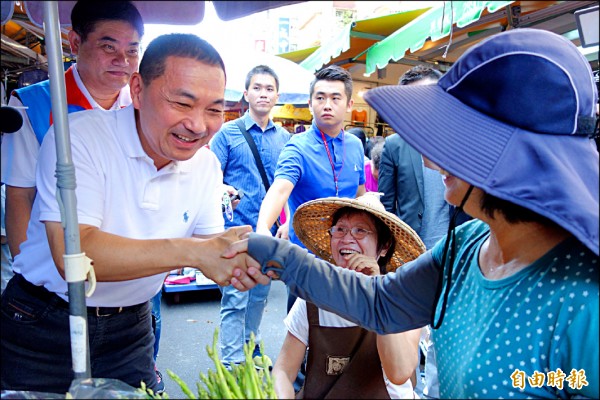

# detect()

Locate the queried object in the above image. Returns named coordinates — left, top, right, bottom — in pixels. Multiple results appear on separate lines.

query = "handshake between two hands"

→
left=213, top=225, right=278, bottom=291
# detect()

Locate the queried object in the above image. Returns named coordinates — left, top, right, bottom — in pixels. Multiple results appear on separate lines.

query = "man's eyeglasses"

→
left=329, top=226, right=373, bottom=240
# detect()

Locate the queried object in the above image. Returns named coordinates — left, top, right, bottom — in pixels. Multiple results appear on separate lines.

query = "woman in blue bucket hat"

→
left=227, top=28, right=599, bottom=398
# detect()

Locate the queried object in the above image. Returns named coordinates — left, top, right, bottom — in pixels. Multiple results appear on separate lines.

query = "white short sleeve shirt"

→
left=12, top=105, right=225, bottom=306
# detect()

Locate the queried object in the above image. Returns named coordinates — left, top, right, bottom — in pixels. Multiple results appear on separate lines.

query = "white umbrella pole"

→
left=43, top=1, right=91, bottom=380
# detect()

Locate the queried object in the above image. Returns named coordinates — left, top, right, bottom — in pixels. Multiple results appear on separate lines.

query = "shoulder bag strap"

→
left=235, top=119, right=281, bottom=228
left=235, top=119, right=271, bottom=192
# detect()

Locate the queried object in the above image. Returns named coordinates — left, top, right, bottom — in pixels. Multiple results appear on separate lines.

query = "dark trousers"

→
left=1, top=274, right=158, bottom=394
left=151, top=290, right=162, bottom=362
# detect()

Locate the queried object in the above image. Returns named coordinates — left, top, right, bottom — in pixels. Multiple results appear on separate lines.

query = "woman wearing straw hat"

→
left=272, top=192, right=425, bottom=399
left=226, top=28, right=599, bottom=399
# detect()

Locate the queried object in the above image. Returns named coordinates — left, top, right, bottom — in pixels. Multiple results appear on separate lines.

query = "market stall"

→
left=271, top=103, right=312, bottom=133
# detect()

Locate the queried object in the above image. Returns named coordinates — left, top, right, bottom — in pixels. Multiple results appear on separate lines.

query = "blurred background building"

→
left=2, top=1, right=598, bottom=133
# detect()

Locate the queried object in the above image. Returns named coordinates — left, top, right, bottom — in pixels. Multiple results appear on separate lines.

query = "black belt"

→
left=13, top=273, right=146, bottom=317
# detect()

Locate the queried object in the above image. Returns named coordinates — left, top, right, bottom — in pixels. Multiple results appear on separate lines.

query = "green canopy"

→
left=365, top=0, right=514, bottom=75
left=299, top=7, right=432, bottom=73
left=300, top=23, right=353, bottom=72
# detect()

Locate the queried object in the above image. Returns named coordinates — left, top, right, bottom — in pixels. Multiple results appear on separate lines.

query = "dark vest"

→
left=13, top=66, right=93, bottom=145
left=299, top=302, right=390, bottom=399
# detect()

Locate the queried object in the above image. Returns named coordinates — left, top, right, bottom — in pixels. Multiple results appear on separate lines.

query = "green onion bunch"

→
left=143, top=328, right=276, bottom=399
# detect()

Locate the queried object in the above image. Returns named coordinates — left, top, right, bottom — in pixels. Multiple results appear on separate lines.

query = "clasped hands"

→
left=206, top=225, right=271, bottom=290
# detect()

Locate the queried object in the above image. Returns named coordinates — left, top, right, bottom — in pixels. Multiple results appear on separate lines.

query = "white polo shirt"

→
left=12, top=105, right=225, bottom=307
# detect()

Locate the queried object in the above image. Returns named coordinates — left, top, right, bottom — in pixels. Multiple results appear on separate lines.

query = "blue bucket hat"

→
left=364, top=28, right=599, bottom=255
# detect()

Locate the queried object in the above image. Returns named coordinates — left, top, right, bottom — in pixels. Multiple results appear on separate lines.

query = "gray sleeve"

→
left=248, top=233, right=440, bottom=334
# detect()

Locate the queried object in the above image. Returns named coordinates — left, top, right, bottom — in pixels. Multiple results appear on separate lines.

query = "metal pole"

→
left=42, top=1, right=91, bottom=380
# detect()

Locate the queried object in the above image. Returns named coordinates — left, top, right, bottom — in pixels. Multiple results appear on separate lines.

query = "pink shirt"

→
left=364, top=160, right=378, bottom=192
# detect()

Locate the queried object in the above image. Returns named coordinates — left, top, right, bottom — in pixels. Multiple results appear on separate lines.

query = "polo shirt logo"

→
left=183, top=211, right=189, bottom=223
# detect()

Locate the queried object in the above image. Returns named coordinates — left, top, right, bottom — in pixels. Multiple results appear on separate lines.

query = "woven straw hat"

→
left=293, top=192, right=426, bottom=272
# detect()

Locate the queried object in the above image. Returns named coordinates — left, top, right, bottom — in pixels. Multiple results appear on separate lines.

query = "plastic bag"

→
left=1, top=378, right=150, bottom=399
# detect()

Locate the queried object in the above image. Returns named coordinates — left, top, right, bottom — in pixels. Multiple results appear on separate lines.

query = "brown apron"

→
left=298, top=302, right=390, bottom=399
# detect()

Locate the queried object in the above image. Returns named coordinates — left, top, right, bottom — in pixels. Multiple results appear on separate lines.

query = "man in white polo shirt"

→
left=0, top=33, right=261, bottom=395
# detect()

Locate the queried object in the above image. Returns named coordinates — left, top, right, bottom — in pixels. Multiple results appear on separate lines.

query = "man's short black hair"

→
left=71, top=1, right=144, bottom=42
left=398, top=65, right=443, bottom=86
left=310, top=65, right=353, bottom=103
left=245, top=65, right=280, bottom=92
left=139, top=34, right=226, bottom=86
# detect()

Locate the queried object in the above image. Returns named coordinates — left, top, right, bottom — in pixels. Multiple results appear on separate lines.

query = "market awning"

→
left=364, top=1, right=514, bottom=75
left=277, top=45, right=320, bottom=64
left=295, top=7, right=433, bottom=73
left=362, top=0, right=600, bottom=75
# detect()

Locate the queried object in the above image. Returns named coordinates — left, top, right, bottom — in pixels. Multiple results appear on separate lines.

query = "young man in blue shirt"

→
left=256, top=65, right=365, bottom=256
left=210, top=65, right=291, bottom=370
left=254, top=64, right=365, bottom=391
